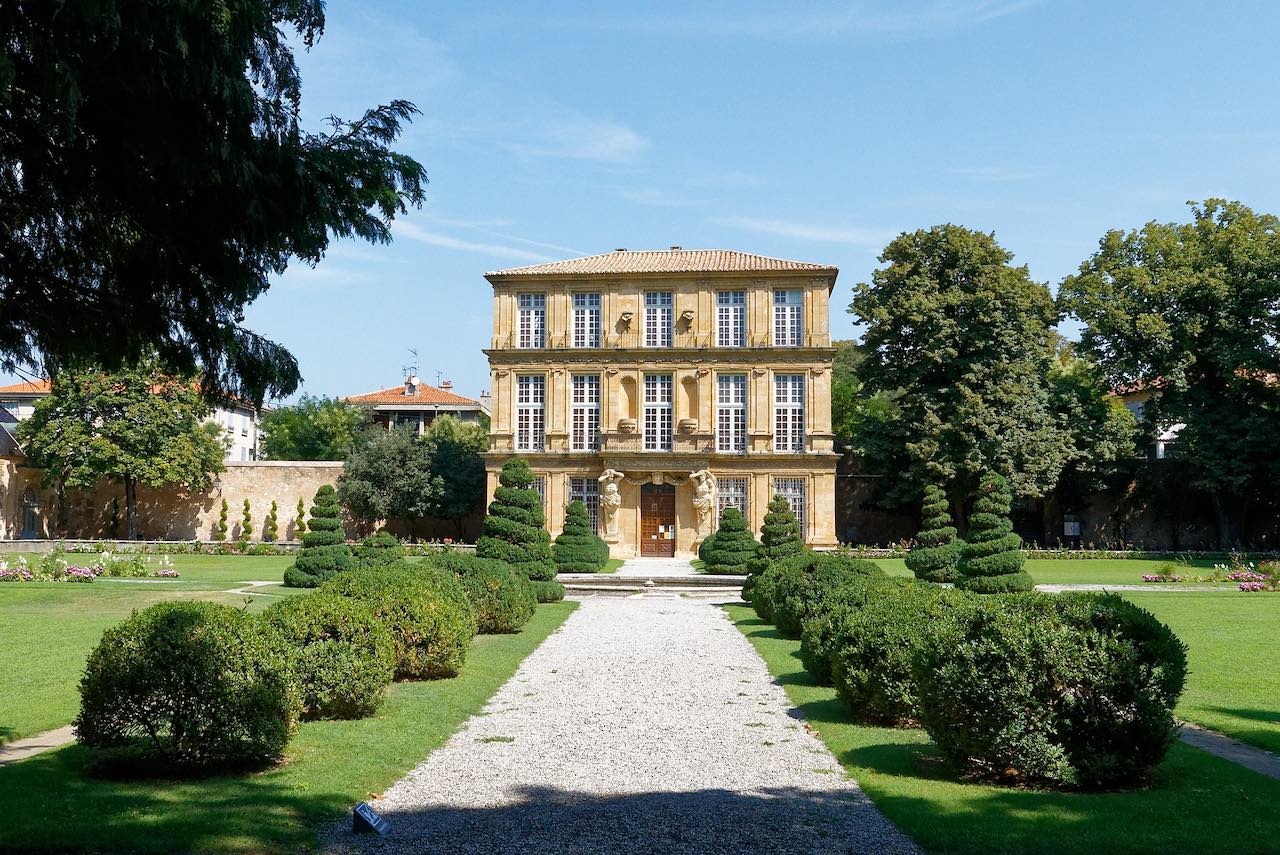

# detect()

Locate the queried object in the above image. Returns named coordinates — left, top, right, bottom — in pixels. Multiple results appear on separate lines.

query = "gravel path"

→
left=323, top=593, right=918, bottom=855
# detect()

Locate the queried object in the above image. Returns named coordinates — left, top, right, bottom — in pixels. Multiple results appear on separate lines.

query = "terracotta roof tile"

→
left=344, top=383, right=480, bottom=407
left=487, top=248, right=837, bottom=278
left=0, top=379, right=51, bottom=394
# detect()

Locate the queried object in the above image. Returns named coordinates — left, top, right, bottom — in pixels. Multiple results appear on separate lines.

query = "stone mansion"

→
left=483, top=248, right=839, bottom=558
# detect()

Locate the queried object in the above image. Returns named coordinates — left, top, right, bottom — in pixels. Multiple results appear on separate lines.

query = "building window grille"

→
left=515, top=375, right=545, bottom=451
left=643, top=373, right=673, bottom=451
left=773, top=477, right=807, bottom=535
left=572, top=293, right=601, bottom=348
left=517, top=293, right=546, bottom=348
left=717, top=290, right=746, bottom=347
left=717, top=476, right=749, bottom=526
left=644, top=291, right=673, bottom=348
left=571, top=374, right=601, bottom=451
left=716, top=374, right=747, bottom=453
left=774, top=289, right=803, bottom=347
left=773, top=374, right=805, bottom=452
left=568, top=477, right=601, bottom=534
left=531, top=476, right=546, bottom=510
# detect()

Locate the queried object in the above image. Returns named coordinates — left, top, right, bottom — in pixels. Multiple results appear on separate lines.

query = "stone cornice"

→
left=484, top=346, right=836, bottom=364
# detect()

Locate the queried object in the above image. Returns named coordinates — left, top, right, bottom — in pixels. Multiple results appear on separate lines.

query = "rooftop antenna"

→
left=403, top=349, right=419, bottom=380
left=434, top=369, right=443, bottom=386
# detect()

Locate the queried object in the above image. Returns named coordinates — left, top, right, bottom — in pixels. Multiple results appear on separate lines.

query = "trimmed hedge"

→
left=531, top=579, right=566, bottom=602
left=701, top=508, right=761, bottom=575
left=75, top=601, right=300, bottom=770
left=956, top=472, right=1033, bottom=593
left=905, top=482, right=960, bottom=583
left=426, top=552, right=537, bottom=634
left=760, top=495, right=804, bottom=561
left=283, top=485, right=353, bottom=588
left=799, top=576, right=920, bottom=685
left=768, top=551, right=885, bottom=639
left=322, top=563, right=477, bottom=680
left=352, top=528, right=406, bottom=570
left=476, top=457, right=557, bottom=582
left=554, top=500, right=608, bottom=572
left=260, top=593, right=395, bottom=720
left=914, top=592, right=1188, bottom=789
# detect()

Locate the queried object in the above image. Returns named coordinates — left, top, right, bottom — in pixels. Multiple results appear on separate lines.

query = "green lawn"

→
left=0, top=601, right=576, bottom=854
left=727, top=605, right=1280, bottom=855
left=601, top=558, right=624, bottom=574
left=872, top=556, right=1236, bottom=586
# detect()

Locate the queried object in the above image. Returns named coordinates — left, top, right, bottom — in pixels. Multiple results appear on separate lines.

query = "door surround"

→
left=639, top=483, right=676, bottom=557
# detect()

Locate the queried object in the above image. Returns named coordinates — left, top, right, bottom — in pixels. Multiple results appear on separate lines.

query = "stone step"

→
left=557, top=573, right=745, bottom=588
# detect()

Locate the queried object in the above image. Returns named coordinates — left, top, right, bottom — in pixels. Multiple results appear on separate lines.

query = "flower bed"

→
left=0, top=551, right=180, bottom=582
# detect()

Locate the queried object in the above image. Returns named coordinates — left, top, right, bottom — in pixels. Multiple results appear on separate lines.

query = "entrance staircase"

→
left=558, top=557, right=746, bottom=598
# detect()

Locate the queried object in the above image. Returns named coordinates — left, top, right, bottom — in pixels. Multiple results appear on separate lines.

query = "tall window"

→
left=572, top=293, right=601, bottom=348
left=773, top=477, right=807, bottom=536
left=570, top=374, right=600, bottom=451
left=531, top=476, right=546, bottom=512
left=568, top=477, right=601, bottom=534
left=517, top=293, right=546, bottom=348
left=644, top=291, right=673, bottom=347
left=515, top=375, right=545, bottom=451
left=774, top=374, right=805, bottom=452
left=643, top=373, right=673, bottom=451
left=774, top=289, right=803, bottom=347
left=716, top=291, right=746, bottom=347
left=717, top=477, right=748, bottom=525
left=716, top=374, right=747, bottom=453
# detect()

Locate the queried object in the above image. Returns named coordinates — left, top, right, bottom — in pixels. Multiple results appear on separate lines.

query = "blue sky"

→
left=17, top=1, right=1280, bottom=401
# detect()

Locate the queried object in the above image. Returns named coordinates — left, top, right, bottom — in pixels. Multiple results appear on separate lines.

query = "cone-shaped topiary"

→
left=263, top=501, right=279, bottom=542
left=353, top=528, right=407, bottom=569
left=553, top=500, right=607, bottom=573
left=956, top=472, right=1033, bottom=593
left=239, top=499, right=253, bottom=543
left=906, top=483, right=961, bottom=582
left=702, top=507, right=761, bottom=575
left=476, top=457, right=557, bottom=582
left=283, top=485, right=354, bottom=588
left=760, top=495, right=804, bottom=561
left=295, top=497, right=307, bottom=538
left=214, top=498, right=229, bottom=541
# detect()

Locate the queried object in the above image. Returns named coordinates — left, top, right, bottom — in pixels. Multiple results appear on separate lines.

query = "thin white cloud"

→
left=395, top=222, right=554, bottom=262
left=505, top=114, right=650, bottom=163
left=714, top=216, right=896, bottom=246
left=420, top=214, right=587, bottom=256
left=615, top=187, right=701, bottom=208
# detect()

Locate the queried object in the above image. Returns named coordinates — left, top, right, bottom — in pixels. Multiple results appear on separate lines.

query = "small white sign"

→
left=1063, top=521, right=1081, bottom=537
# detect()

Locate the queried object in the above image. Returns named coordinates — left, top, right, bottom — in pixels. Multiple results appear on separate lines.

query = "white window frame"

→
left=716, top=374, right=747, bottom=453
left=774, top=289, right=803, bottom=347
left=570, top=374, right=601, bottom=452
left=643, top=373, right=673, bottom=451
left=717, top=290, right=746, bottom=348
left=572, top=293, right=601, bottom=348
left=644, top=291, right=673, bottom=348
left=773, top=477, right=807, bottom=537
left=515, top=375, right=546, bottom=452
left=774, top=374, right=805, bottom=452
left=717, top=476, right=749, bottom=526
left=531, top=476, right=546, bottom=513
left=517, top=293, right=546, bottom=349
left=568, top=477, right=601, bottom=534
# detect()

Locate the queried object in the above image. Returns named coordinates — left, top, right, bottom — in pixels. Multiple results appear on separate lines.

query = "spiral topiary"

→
left=283, top=485, right=354, bottom=588
left=553, top=500, right=607, bottom=573
left=956, top=472, right=1033, bottom=593
left=702, top=507, right=761, bottom=575
left=760, top=494, right=804, bottom=561
left=476, top=457, right=556, bottom=582
left=906, top=483, right=961, bottom=583
left=353, top=528, right=406, bottom=570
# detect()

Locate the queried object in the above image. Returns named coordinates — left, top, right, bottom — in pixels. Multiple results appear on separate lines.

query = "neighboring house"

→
left=483, top=247, right=840, bottom=558
left=0, top=379, right=265, bottom=463
left=1113, top=383, right=1183, bottom=460
left=344, top=377, right=487, bottom=432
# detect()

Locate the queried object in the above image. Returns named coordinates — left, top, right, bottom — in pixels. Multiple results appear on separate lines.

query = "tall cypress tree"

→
left=906, top=483, right=961, bottom=582
left=284, top=485, right=353, bottom=588
left=956, top=472, right=1033, bottom=593
left=760, top=495, right=804, bottom=561
left=476, top=458, right=556, bottom=583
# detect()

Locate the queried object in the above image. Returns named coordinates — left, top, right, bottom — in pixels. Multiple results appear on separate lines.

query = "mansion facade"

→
left=483, top=248, right=839, bottom=558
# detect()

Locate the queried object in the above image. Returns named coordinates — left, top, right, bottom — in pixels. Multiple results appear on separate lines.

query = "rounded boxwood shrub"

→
left=830, top=583, right=967, bottom=725
left=913, top=592, right=1187, bottom=789
left=476, top=458, right=557, bottom=582
left=905, top=483, right=961, bottom=583
left=531, top=579, right=566, bottom=602
left=955, top=472, right=1033, bottom=593
left=283, top=485, right=354, bottom=588
left=75, top=601, right=300, bottom=770
left=800, top=576, right=920, bottom=685
left=352, top=528, right=406, bottom=570
left=435, top=556, right=537, bottom=634
left=260, top=593, right=395, bottom=720
left=702, top=508, right=761, bottom=575
left=766, top=550, right=885, bottom=638
left=553, top=500, right=607, bottom=573
left=322, top=563, right=477, bottom=680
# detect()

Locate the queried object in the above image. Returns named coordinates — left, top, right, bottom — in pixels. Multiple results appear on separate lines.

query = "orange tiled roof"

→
left=487, top=249, right=838, bottom=278
left=344, top=384, right=480, bottom=407
left=0, top=379, right=51, bottom=395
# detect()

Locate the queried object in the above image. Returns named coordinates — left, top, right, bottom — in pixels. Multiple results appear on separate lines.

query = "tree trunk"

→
left=125, top=476, right=139, bottom=541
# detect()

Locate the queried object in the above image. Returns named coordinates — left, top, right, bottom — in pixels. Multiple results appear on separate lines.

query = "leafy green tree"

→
left=239, top=499, right=253, bottom=543
left=422, top=416, right=488, bottom=536
left=476, top=458, right=555, bottom=582
left=553, top=500, right=607, bottom=573
left=215, top=499, right=229, bottom=542
left=1059, top=199, right=1280, bottom=546
left=702, top=508, right=761, bottom=575
left=956, top=473, right=1033, bottom=593
left=263, top=501, right=279, bottom=543
left=905, top=483, right=961, bottom=582
left=850, top=226, right=1076, bottom=528
left=16, top=359, right=226, bottom=539
left=0, top=0, right=427, bottom=403
left=284, top=485, right=353, bottom=588
left=337, top=427, right=437, bottom=538
left=260, top=396, right=370, bottom=460
left=760, top=495, right=804, bottom=561
left=295, top=497, right=308, bottom=538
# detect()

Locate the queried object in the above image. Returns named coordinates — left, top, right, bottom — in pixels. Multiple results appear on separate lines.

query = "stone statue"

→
left=598, top=469, right=624, bottom=538
left=690, top=469, right=717, bottom=536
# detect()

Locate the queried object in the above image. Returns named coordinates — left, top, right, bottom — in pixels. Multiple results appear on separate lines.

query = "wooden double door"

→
left=640, top=483, right=676, bottom=557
